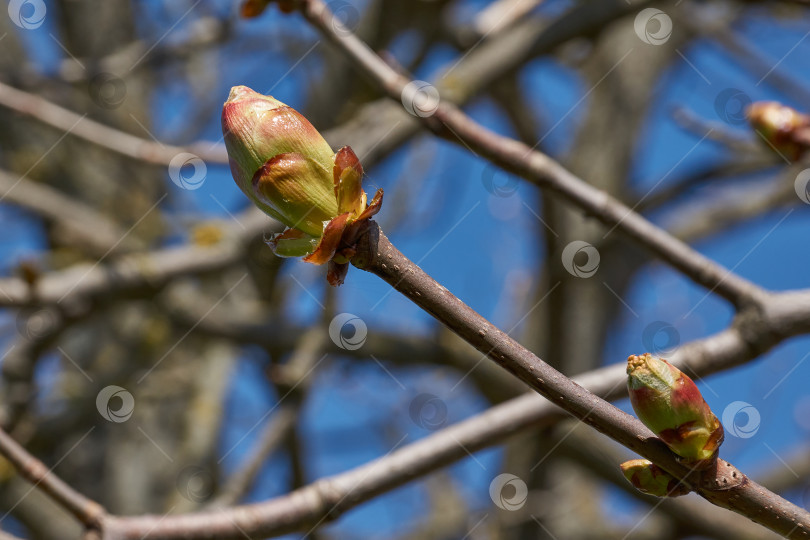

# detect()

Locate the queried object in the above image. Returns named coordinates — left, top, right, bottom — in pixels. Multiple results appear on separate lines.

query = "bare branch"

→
left=296, top=0, right=765, bottom=309
left=349, top=222, right=809, bottom=538
left=94, top=227, right=810, bottom=539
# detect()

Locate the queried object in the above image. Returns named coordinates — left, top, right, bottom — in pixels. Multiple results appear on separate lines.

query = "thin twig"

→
left=97, top=280, right=810, bottom=539
left=0, top=167, right=135, bottom=256
left=635, top=155, right=779, bottom=213
left=208, top=407, right=296, bottom=508
left=297, top=0, right=766, bottom=309
left=349, top=222, right=809, bottom=538
left=0, top=209, right=274, bottom=308
left=0, top=81, right=228, bottom=166
left=73, top=277, right=810, bottom=539
left=469, top=0, right=543, bottom=40
left=210, top=327, right=327, bottom=508
left=671, top=172, right=800, bottom=243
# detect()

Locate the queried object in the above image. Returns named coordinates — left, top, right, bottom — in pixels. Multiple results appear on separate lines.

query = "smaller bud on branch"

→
left=747, top=101, right=810, bottom=161
left=222, top=86, right=383, bottom=286
left=620, top=459, right=690, bottom=498
left=627, top=353, right=724, bottom=467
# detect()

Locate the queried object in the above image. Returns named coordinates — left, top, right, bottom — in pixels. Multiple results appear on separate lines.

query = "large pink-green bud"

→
left=620, top=459, right=690, bottom=498
left=747, top=101, right=810, bottom=161
left=627, top=354, right=724, bottom=464
left=221, top=86, right=383, bottom=284
left=222, top=86, right=337, bottom=236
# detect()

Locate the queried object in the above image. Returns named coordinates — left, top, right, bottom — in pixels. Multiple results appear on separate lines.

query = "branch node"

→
left=696, top=459, right=748, bottom=492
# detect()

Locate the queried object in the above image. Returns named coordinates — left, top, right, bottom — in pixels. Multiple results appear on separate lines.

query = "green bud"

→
left=627, top=354, right=723, bottom=464
left=222, top=85, right=337, bottom=235
left=222, top=85, right=383, bottom=277
left=620, top=459, right=689, bottom=497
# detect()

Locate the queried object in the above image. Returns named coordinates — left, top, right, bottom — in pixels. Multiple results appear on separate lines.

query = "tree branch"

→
left=559, top=423, right=782, bottom=540
left=0, top=276, right=802, bottom=538
left=0, top=167, right=136, bottom=256
left=296, top=0, right=766, bottom=309
left=94, top=224, right=810, bottom=539
left=348, top=221, right=809, bottom=538
left=0, top=428, right=106, bottom=530
left=0, top=209, right=274, bottom=308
